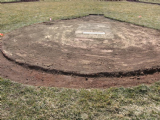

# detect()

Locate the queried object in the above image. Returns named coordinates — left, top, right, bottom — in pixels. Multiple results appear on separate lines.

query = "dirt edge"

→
left=2, top=48, right=160, bottom=78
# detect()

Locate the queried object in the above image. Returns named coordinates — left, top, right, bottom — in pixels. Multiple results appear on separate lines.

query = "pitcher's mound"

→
left=2, top=15, right=160, bottom=76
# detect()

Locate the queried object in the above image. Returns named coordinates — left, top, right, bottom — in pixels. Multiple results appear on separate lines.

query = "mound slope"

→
left=2, top=15, right=160, bottom=76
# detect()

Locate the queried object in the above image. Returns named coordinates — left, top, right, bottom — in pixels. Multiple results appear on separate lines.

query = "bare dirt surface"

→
left=2, top=15, right=160, bottom=76
left=0, top=46, right=160, bottom=88
left=0, top=15, right=160, bottom=88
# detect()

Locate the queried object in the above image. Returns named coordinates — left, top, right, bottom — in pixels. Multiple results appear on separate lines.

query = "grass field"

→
left=0, top=1, right=160, bottom=33
left=0, top=0, right=160, bottom=119
left=1, top=78, right=160, bottom=119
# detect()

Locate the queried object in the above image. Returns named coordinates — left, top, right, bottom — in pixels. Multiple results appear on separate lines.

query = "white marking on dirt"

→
left=101, top=50, right=113, bottom=53
left=45, top=35, right=52, bottom=39
left=83, top=32, right=105, bottom=35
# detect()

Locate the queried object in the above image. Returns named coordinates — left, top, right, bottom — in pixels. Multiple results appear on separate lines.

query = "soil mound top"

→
left=2, top=15, right=160, bottom=76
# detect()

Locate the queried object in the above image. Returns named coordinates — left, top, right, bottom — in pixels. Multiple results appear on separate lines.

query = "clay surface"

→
left=2, top=15, right=160, bottom=75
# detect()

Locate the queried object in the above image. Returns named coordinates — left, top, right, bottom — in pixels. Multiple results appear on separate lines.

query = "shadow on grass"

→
left=127, top=0, right=160, bottom=5
left=0, top=0, right=39, bottom=4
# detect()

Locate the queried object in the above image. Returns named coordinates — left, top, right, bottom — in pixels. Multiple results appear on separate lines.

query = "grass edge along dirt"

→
left=0, top=1, right=160, bottom=119
left=1, top=77, right=160, bottom=119
left=0, top=1, right=160, bottom=34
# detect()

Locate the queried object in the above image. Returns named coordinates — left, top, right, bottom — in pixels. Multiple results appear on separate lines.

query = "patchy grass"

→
left=1, top=77, right=160, bottom=119
left=0, top=1, right=160, bottom=33
left=0, top=1, right=160, bottom=119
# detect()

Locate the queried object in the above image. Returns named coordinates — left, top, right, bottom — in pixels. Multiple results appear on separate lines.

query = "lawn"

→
left=1, top=78, right=160, bottom=119
left=0, top=0, right=160, bottom=119
left=0, top=0, right=160, bottom=34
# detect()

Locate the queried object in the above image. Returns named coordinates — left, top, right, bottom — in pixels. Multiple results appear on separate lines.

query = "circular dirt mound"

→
left=2, top=15, right=160, bottom=76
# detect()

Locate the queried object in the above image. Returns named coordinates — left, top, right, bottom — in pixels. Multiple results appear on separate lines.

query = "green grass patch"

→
left=1, top=77, right=160, bottom=119
left=0, top=1, right=160, bottom=33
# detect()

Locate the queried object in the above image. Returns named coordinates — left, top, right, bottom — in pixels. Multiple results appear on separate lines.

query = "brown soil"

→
left=2, top=15, right=160, bottom=76
left=0, top=15, right=160, bottom=89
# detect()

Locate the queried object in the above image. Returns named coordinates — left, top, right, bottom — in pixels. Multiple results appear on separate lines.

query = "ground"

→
left=0, top=15, right=160, bottom=88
